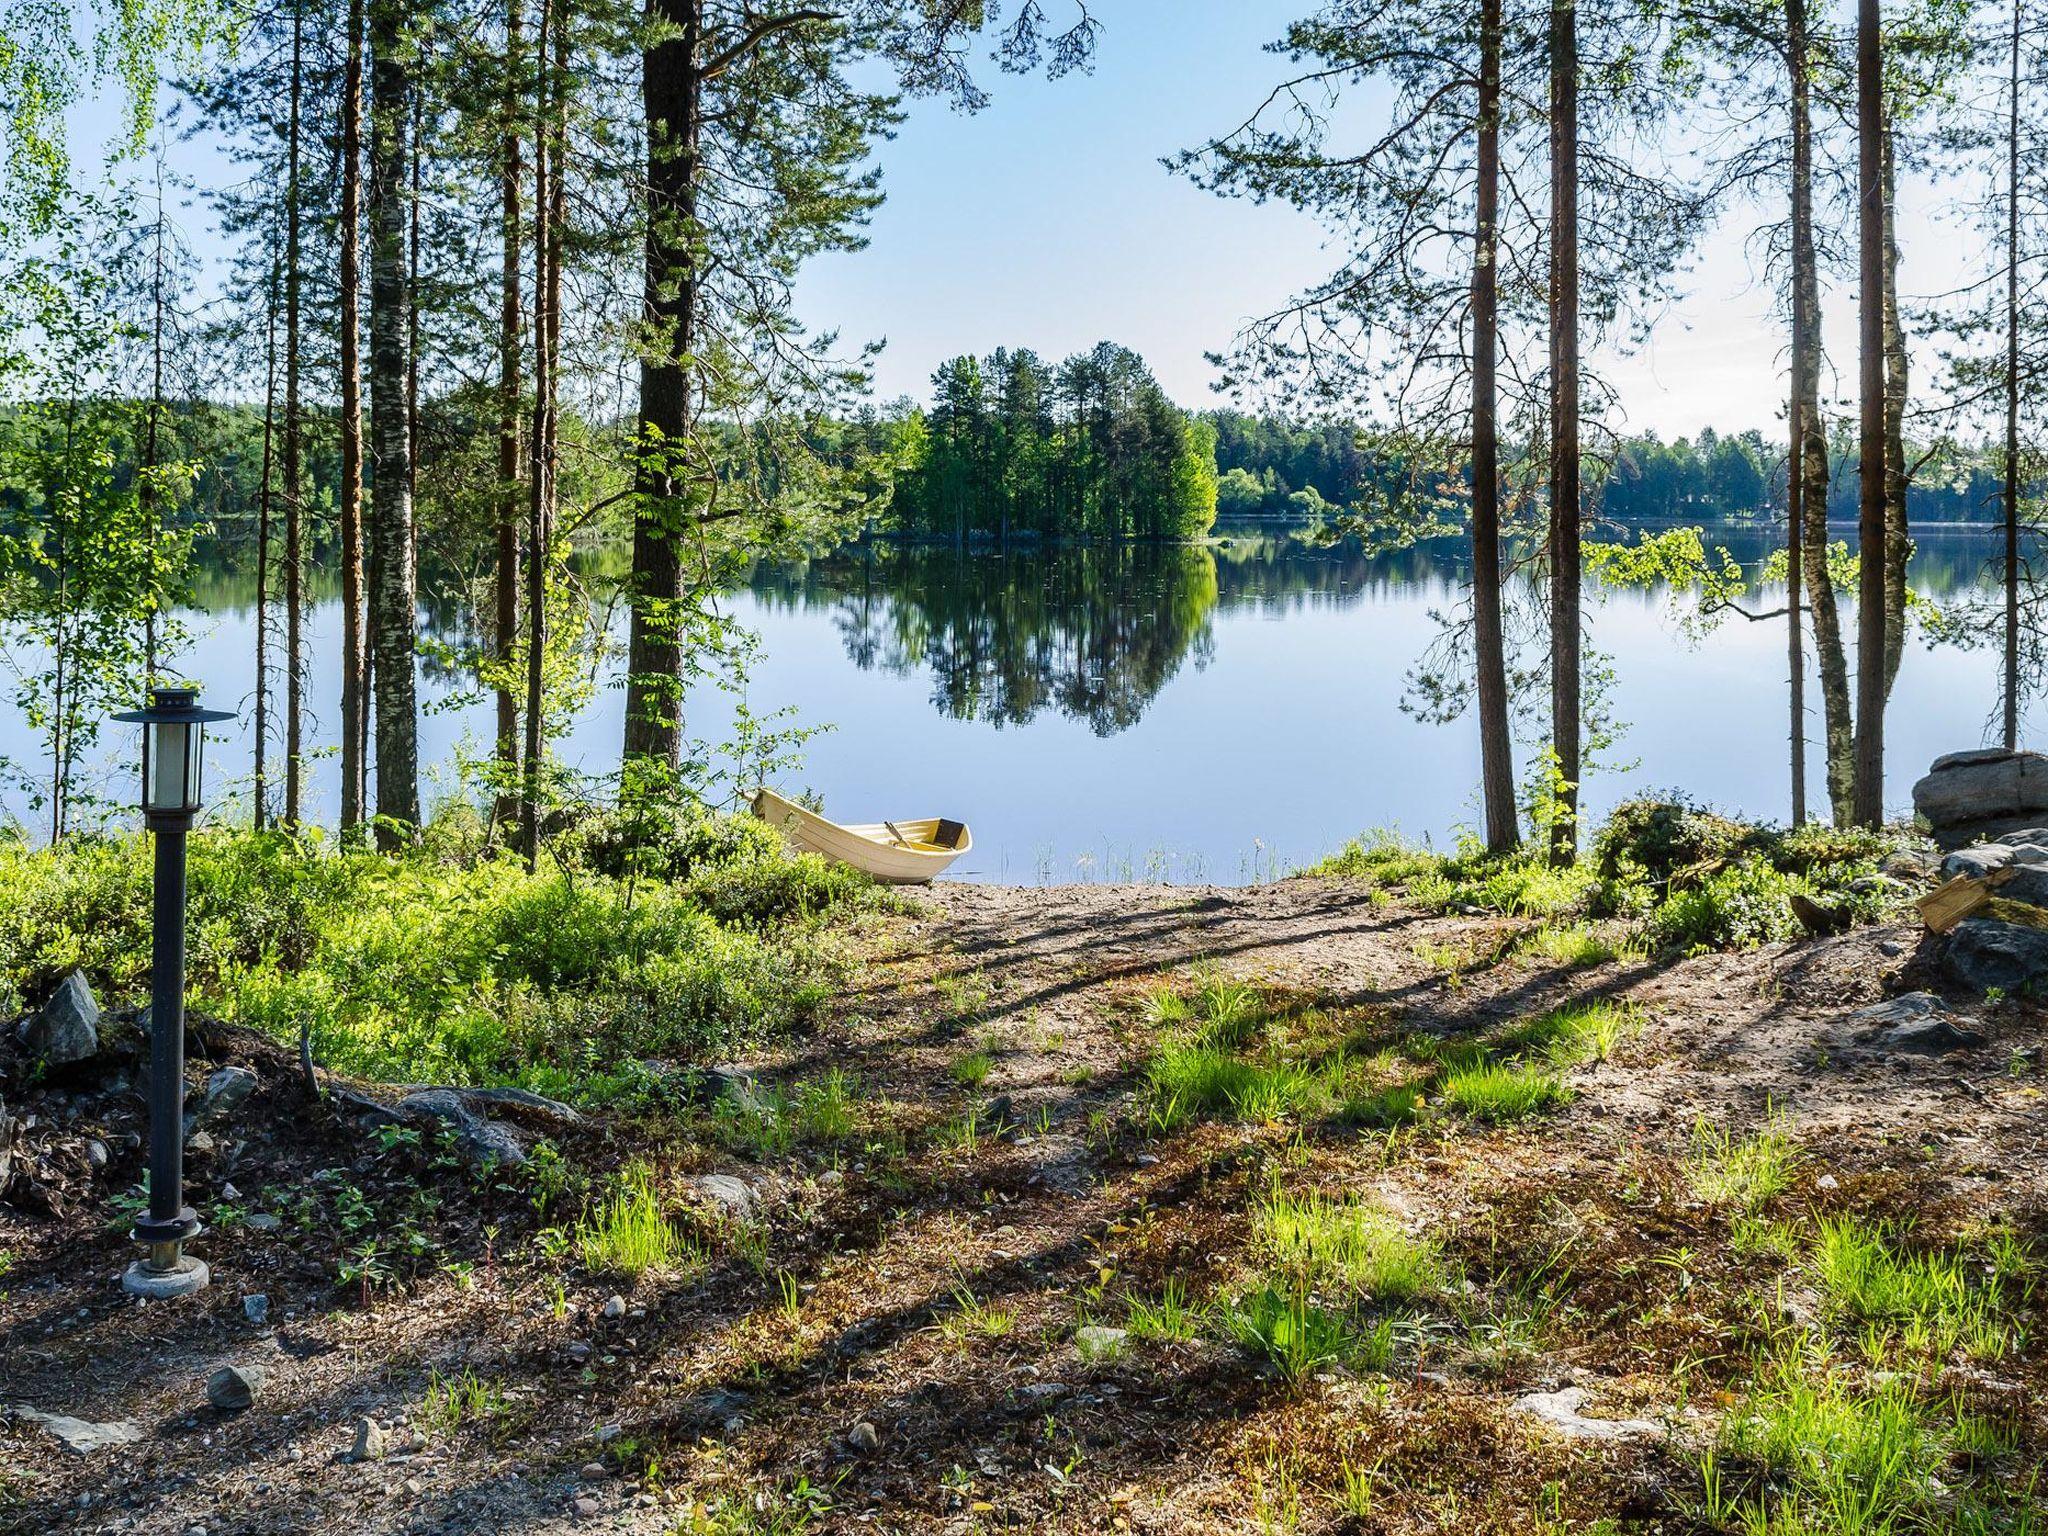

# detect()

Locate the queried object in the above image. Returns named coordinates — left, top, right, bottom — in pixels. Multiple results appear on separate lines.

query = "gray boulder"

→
left=1941, top=844, right=2013, bottom=881
left=1943, top=917, right=2048, bottom=994
left=205, top=1363, right=267, bottom=1413
left=17, top=972, right=100, bottom=1067
left=396, top=1089, right=525, bottom=1170
left=186, top=1066, right=257, bottom=1133
left=1913, top=750, right=2048, bottom=846
left=1845, top=993, right=1988, bottom=1054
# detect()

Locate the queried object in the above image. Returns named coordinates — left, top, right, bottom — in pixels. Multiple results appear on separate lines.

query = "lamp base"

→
left=122, top=1255, right=210, bottom=1299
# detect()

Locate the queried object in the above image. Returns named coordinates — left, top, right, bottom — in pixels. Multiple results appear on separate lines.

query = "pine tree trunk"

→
left=143, top=158, right=165, bottom=682
left=255, top=253, right=279, bottom=832
left=1790, top=0, right=1853, bottom=823
left=338, top=0, right=368, bottom=833
left=523, top=0, right=564, bottom=867
left=495, top=0, right=524, bottom=828
left=623, top=0, right=702, bottom=781
left=1880, top=121, right=1909, bottom=700
left=1473, top=0, right=1517, bottom=855
left=2005, top=0, right=2023, bottom=750
left=283, top=0, right=306, bottom=827
left=1547, top=0, right=1581, bottom=866
left=1787, top=394, right=1806, bottom=826
left=1852, top=0, right=1887, bottom=827
left=368, top=0, right=420, bottom=844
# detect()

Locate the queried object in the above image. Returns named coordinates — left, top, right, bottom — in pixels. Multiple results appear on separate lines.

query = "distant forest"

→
left=8, top=366, right=2021, bottom=569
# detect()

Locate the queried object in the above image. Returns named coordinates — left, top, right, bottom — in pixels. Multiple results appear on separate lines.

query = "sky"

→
left=72, top=0, right=1995, bottom=445
left=792, top=0, right=1989, bottom=442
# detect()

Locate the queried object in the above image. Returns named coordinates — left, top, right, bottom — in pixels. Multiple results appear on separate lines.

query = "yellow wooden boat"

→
left=750, top=787, right=972, bottom=884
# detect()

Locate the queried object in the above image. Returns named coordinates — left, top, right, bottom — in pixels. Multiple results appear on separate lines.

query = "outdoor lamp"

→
left=112, top=684, right=234, bottom=1299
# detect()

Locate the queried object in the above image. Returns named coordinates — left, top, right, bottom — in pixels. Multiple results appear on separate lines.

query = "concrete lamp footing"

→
left=122, top=1255, right=210, bottom=1299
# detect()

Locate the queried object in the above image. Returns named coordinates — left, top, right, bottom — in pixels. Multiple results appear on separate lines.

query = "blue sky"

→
left=796, top=0, right=1979, bottom=442
left=75, top=0, right=1982, bottom=444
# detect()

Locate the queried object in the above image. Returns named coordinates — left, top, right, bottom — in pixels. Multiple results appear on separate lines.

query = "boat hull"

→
left=751, top=788, right=971, bottom=884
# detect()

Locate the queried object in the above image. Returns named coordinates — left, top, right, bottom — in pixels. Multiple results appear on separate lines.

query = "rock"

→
left=601, top=1295, right=627, bottom=1320
left=1512, top=1387, right=1665, bottom=1442
left=1997, top=866, right=2048, bottom=908
left=1843, top=993, right=1988, bottom=1055
left=847, top=1421, right=881, bottom=1454
left=1914, top=750, right=2048, bottom=845
left=7, top=1404, right=143, bottom=1454
left=1848, top=993, right=1947, bottom=1028
left=1994, top=827, right=2048, bottom=847
left=350, top=1418, right=387, bottom=1462
left=579, top=1460, right=607, bottom=1480
left=1944, top=918, right=2048, bottom=994
left=395, top=1089, right=525, bottom=1170
left=245, top=1213, right=281, bottom=1233
left=17, top=972, right=99, bottom=1067
left=206, top=1364, right=267, bottom=1413
left=186, top=1067, right=257, bottom=1132
left=570, top=1497, right=602, bottom=1519
left=686, top=1172, right=760, bottom=1222
left=243, top=1294, right=270, bottom=1326
left=84, top=1138, right=110, bottom=1171
left=1942, top=845, right=2014, bottom=881
left=1074, top=1325, right=1129, bottom=1361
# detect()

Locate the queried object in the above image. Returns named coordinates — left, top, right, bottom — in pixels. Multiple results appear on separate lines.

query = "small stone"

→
left=187, top=1067, right=257, bottom=1132
left=17, top=971, right=100, bottom=1066
left=566, top=1341, right=592, bottom=1363
left=596, top=1422, right=623, bottom=1443
left=848, top=1421, right=880, bottom=1454
left=186, top=1131, right=216, bottom=1156
left=243, top=1294, right=270, bottom=1326
left=686, top=1172, right=760, bottom=1222
left=1816, top=1173, right=1839, bottom=1190
left=571, top=1496, right=601, bottom=1518
left=1513, top=1386, right=1665, bottom=1442
left=84, top=1139, right=110, bottom=1171
left=580, top=1460, right=607, bottom=1480
left=1074, top=1325, right=1129, bottom=1361
left=245, top=1213, right=281, bottom=1233
left=206, top=1363, right=267, bottom=1412
left=601, top=1295, right=627, bottom=1320
left=351, top=1418, right=387, bottom=1462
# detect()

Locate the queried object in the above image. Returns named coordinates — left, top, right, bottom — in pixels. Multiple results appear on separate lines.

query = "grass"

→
left=574, top=1165, right=694, bottom=1278
left=1142, top=1043, right=1336, bottom=1129
left=712, top=1070, right=862, bottom=1159
left=1439, top=1058, right=1572, bottom=1122
left=418, top=1367, right=507, bottom=1436
left=1811, top=1217, right=2030, bottom=1361
left=1688, top=1114, right=1801, bottom=1212
left=1221, top=1284, right=1358, bottom=1380
left=939, top=1278, right=1016, bottom=1343
left=1254, top=1186, right=1442, bottom=1303
left=0, top=809, right=878, bottom=1102
left=950, top=1048, right=994, bottom=1088
left=1495, top=1000, right=1640, bottom=1065
left=1124, top=1279, right=1204, bottom=1343
left=1519, top=922, right=1639, bottom=968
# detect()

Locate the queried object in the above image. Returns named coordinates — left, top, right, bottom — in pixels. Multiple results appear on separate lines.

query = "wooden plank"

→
left=1917, top=866, right=2018, bottom=934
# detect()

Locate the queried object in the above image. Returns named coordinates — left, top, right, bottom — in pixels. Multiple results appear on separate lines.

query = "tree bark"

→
left=1547, top=0, right=1581, bottom=865
left=1473, top=0, right=1517, bottom=855
left=495, top=0, right=524, bottom=827
left=283, top=0, right=306, bottom=827
left=368, top=0, right=420, bottom=844
left=1790, top=0, right=1852, bottom=823
left=338, top=0, right=368, bottom=833
left=1879, top=120, right=1909, bottom=700
left=523, top=0, right=564, bottom=867
left=1787, top=393, right=1806, bottom=826
left=2005, top=0, right=2023, bottom=750
left=1851, top=0, right=1887, bottom=827
left=255, top=251, right=279, bottom=832
left=623, top=0, right=703, bottom=782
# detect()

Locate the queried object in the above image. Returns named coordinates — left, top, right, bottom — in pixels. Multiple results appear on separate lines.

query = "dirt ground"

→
left=3, top=877, right=2044, bottom=1535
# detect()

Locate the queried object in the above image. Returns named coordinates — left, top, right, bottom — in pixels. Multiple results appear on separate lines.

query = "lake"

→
left=1, top=521, right=2026, bottom=880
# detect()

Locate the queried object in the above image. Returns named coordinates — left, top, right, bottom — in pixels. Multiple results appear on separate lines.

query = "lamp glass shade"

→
left=145, top=720, right=197, bottom=813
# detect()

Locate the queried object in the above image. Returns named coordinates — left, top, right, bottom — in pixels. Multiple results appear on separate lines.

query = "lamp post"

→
left=113, top=684, right=234, bottom=1300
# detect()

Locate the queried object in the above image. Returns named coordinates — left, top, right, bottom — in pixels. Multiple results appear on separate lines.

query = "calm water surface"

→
left=3, top=522, right=2028, bottom=882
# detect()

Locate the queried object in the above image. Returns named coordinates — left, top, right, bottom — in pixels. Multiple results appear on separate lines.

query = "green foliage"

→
left=887, top=342, right=1218, bottom=543
left=1254, top=1186, right=1443, bottom=1303
left=1812, top=1218, right=2031, bottom=1361
left=575, top=1165, right=696, bottom=1278
left=1438, top=1059, right=1573, bottom=1122
left=0, top=812, right=876, bottom=1096
left=1687, top=1115, right=1801, bottom=1212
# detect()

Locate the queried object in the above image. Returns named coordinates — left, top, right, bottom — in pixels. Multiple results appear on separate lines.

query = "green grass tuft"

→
left=1254, top=1186, right=1442, bottom=1303
left=1439, top=1059, right=1572, bottom=1122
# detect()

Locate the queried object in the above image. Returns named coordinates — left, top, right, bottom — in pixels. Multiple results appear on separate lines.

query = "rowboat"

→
left=750, top=787, right=972, bottom=884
